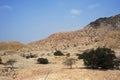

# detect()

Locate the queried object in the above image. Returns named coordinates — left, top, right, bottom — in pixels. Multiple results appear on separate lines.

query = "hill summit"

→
left=28, top=14, right=120, bottom=51
left=0, top=41, right=26, bottom=51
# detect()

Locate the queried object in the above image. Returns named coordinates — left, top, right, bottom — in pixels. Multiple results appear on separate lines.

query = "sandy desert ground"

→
left=0, top=51, right=120, bottom=80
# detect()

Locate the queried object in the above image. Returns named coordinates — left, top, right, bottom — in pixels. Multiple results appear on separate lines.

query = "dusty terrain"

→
left=0, top=14, right=120, bottom=80
left=0, top=51, right=120, bottom=80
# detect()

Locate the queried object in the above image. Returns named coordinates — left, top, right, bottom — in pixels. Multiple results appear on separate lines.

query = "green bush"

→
left=77, top=54, right=84, bottom=59
left=82, top=47, right=118, bottom=69
left=114, top=57, right=120, bottom=69
left=37, top=58, right=48, bottom=64
left=54, top=51, right=64, bottom=56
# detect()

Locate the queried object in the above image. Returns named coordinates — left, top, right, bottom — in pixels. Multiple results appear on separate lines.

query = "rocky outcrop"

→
left=28, top=14, right=120, bottom=51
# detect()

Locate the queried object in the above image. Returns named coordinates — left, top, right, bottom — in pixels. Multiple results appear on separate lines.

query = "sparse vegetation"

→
left=81, top=47, right=119, bottom=69
left=40, top=53, right=45, bottom=56
left=114, top=57, right=120, bottom=69
left=3, top=59, right=17, bottom=79
left=63, top=58, right=76, bottom=69
left=66, top=53, right=70, bottom=57
left=47, top=53, right=51, bottom=56
left=54, top=50, right=64, bottom=56
left=37, top=58, right=49, bottom=64
left=0, top=13, right=120, bottom=80
left=21, top=53, right=37, bottom=59
left=0, top=57, right=2, bottom=64
left=90, top=17, right=108, bottom=28
left=5, top=59, right=16, bottom=68
left=77, top=54, right=84, bottom=59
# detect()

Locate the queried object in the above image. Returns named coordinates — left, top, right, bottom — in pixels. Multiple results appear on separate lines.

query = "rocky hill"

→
left=28, top=14, right=120, bottom=51
left=0, top=14, right=120, bottom=52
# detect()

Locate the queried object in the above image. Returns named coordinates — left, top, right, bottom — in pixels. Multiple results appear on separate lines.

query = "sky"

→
left=0, top=0, right=120, bottom=44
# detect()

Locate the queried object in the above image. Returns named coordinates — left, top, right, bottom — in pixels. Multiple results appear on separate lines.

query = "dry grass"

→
left=0, top=41, right=26, bottom=51
left=0, top=52, right=119, bottom=80
left=8, top=64, right=120, bottom=80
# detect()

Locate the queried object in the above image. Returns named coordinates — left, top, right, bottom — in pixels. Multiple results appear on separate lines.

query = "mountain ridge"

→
left=28, top=14, right=120, bottom=51
left=0, top=14, right=120, bottom=51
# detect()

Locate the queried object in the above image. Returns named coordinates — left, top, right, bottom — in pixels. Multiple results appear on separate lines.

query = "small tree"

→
left=5, top=59, right=17, bottom=79
left=63, top=58, right=76, bottom=69
left=6, top=59, right=16, bottom=68
left=82, top=47, right=118, bottom=69
left=54, top=50, right=64, bottom=56
left=37, top=58, right=48, bottom=64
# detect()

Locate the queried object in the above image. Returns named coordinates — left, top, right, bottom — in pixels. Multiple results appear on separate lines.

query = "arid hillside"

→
left=0, top=14, right=120, bottom=80
left=0, top=14, right=120, bottom=52
left=28, top=14, right=120, bottom=51
left=0, top=42, right=27, bottom=51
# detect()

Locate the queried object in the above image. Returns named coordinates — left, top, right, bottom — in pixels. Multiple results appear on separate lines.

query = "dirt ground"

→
left=0, top=61, right=120, bottom=80
left=0, top=51, right=120, bottom=80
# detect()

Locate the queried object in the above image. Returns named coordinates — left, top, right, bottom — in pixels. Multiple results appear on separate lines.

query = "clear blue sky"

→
left=0, top=0, right=120, bottom=43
